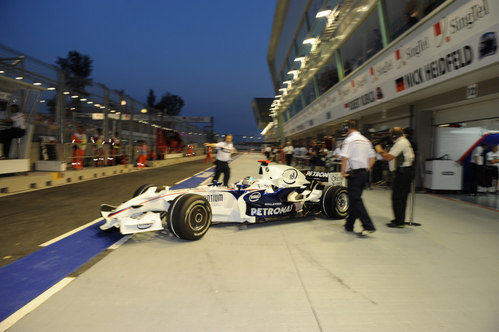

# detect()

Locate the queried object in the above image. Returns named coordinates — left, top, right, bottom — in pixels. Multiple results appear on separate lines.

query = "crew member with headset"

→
left=340, top=120, right=377, bottom=236
left=204, top=134, right=237, bottom=187
left=376, top=127, right=415, bottom=228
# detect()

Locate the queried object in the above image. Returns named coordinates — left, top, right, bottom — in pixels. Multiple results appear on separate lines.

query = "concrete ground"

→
left=6, top=154, right=499, bottom=331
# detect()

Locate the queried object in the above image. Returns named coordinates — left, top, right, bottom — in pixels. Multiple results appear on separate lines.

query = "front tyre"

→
left=133, top=184, right=156, bottom=198
left=168, top=194, right=212, bottom=241
left=320, top=186, right=349, bottom=219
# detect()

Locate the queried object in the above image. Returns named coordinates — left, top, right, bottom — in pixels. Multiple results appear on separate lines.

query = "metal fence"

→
left=0, top=43, right=210, bottom=165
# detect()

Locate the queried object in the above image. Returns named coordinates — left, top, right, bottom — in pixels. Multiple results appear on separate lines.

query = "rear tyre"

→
left=320, top=186, right=349, bottom=219
left=168, top=194, right=212, bottom=241
left=133, top=184, right=156, bottom=198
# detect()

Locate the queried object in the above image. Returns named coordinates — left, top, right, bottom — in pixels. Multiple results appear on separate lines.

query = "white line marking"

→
left=173, top=165, right=214, bottom=185
left=0, top=277, right=75, bottom=332
left=108, top=235, right=132, bottom=250
left=39, top=218, right=103, bottom=247
left=173, top=176, right=191, bottom=185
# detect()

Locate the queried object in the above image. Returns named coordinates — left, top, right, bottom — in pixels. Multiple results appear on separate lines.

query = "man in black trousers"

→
left=376, top=127, right=415, bottom=228
left=204, top=134, right=237, bottom=187
left=340, top=120, right=376, bottom=236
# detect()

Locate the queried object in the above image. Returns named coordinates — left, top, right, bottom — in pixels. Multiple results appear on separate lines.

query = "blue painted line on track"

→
left=0, top=155, right=239, bottom=322
left=0, top=221, right=122, bottom=321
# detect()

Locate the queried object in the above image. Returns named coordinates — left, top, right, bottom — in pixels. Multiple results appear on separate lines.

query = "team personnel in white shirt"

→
left=204, top=134, right=237, bottom=187
left=485, top=145, right=498, bottom=193
left=376, top=127, right=415, bottom=228
left=0, top=105, right=26, bottom=159
left=340, top=120, right=376, bottom=235
left=283, top=141, right=294, bottom=165
left=470, top=142, right=487, bottom=194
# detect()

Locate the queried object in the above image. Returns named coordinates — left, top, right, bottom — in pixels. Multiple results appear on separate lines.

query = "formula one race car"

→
left=99, top=160, right=349, bottom=241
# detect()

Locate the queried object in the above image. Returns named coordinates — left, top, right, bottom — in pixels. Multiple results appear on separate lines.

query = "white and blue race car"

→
left=99, top=160, right=349, bottom=241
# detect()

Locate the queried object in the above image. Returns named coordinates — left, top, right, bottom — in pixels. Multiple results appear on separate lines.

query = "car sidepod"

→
left=242, top=187, right=300, bottom=219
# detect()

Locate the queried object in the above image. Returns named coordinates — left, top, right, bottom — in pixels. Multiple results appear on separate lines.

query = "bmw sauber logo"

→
left=282, top=169, right=298, bottom=184
left=248, top=192, right=261, bottom=202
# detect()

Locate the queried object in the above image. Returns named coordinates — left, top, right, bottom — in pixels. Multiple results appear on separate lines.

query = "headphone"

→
left=343, top=120, right=357, bottom=133
left=390, top=127, right=404, bottom=140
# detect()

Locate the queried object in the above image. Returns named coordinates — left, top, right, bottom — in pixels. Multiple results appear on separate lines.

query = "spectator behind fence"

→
left=0, top=105, right=26, bottom=159
left=71, top=125, right=87, bottom=169
left=108, top=132, right=121, bottom=166
left=91, top=128, right=105, bottom=167
left=137, top=140, right=148, bottom=168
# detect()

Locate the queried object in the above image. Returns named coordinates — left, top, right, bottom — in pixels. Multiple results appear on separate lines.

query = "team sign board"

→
left=284, top=0, right=498, bottom=136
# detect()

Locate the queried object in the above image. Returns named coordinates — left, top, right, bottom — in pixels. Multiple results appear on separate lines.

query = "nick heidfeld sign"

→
left=395, top=45, right=473, bottom=92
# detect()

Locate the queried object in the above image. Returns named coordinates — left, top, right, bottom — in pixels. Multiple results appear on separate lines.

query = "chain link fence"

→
left=0, top=43, right=210, bottom=168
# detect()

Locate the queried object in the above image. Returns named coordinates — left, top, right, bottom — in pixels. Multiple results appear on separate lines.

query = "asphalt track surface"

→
left=0, top=158, right=213, bottom=268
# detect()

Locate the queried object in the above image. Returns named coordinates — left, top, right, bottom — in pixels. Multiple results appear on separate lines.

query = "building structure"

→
left=264, top=0, right=499, bottom=188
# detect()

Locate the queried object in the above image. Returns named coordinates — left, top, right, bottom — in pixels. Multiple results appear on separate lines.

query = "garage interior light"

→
left=316, top=8, right=332, bottom=18
left=303, top=38, right=317, bottom=45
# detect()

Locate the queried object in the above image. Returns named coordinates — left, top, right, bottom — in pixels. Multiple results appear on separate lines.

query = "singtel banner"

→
left=284, top=0, right=498, bottom=136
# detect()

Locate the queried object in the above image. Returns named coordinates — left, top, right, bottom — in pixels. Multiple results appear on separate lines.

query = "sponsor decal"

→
left=250, top=204, right=294, bottom=217
left=434, top=0, right=490, bottom=47
left=449, top=0, right=489, bottom=34
left=433, top=19, right=449, bottom=47
left=137, top=223, right=153, bottom=230
left=395, top=77, right=405, bottom=92
left=405, top=37, right=430, bottom=59
left=305, top=171, right=330, bottom=178
left=329, top=172, right=344, bottom=185
left=356, top=74, right=368, bottom=88
left=479, top=32, right=497, bottom=59
left=205, top=194, right=223, bottom=203
left=345, top=89, right=381, bottom=111
left=248, top=192, right=261, bottom=202
left=395, top=49, right=406, bottom=68
left=374, top=59, right=394, bottom=78
left=282, top=168, right=299, bottom=185
left=376, top=87, right=384, bottom=100
left=395, top=45, right=473, bottom=92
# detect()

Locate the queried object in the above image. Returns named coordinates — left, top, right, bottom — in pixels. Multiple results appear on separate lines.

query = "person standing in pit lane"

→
left=485, top=145, right=498, bottom=193
left=471, top=142, right=487, bottom=195
left=340, top=120, right=376, bottom=236
left=283, top=141, right=294, bottom=165
left=204, top=134, right=237, bottom=187
left=376, top=127, right=415, bottom=228
left=264, top=145, right=271, bottom=160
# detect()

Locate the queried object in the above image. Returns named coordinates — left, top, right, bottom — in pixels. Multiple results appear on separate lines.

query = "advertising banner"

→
left=284, top=0, right=499, bottom=136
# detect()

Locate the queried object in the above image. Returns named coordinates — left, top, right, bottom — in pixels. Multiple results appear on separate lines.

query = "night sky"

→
left=0, top=0, right=276, bottom=136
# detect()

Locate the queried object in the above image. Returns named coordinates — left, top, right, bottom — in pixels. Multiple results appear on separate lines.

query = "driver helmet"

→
left=242, top=176, right=255, bottom=187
